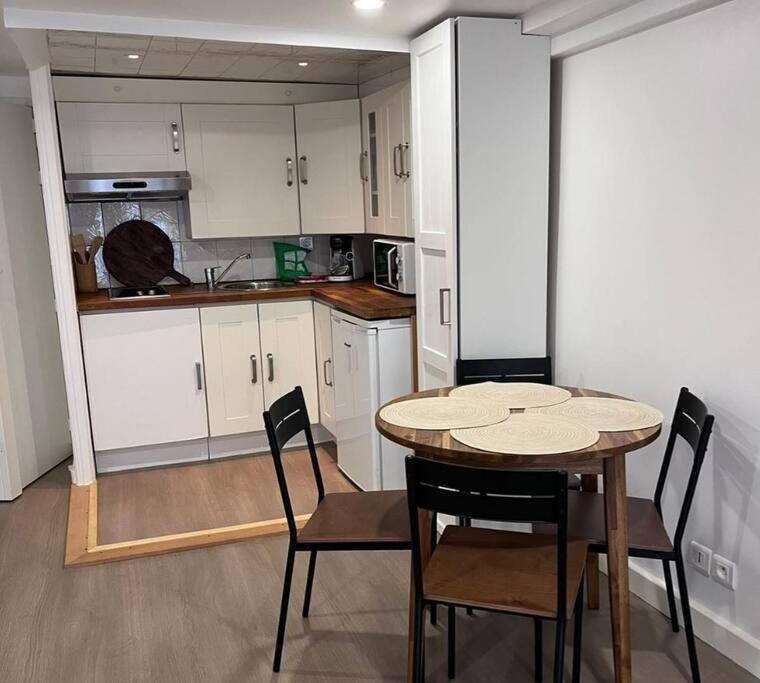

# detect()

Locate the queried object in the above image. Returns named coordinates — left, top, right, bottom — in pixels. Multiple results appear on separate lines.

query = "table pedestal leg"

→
left=407, top=506, right=432, bottom=683
left=581, top=473, right=601, bottom=610
left=604, top=454, right=632, bottom=683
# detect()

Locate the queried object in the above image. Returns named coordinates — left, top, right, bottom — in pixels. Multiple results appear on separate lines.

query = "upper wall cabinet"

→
left=295, top=100, right=364, bottom=235
left=361, top=83, right=413, bottom=238
left=182, top=104, right=300, bottom=238
left=57, top=103, right=187, bottom=173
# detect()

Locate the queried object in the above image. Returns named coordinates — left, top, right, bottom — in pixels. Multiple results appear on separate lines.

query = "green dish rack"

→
left=273, top=242, right=311, bottom=280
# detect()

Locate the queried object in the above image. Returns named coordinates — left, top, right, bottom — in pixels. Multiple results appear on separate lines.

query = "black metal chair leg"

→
left=675, top=553, right=701, bottom=683
left=412, top=596, right=426, bottom=683
left=553, top=617, right=567, bottom=683
left=572, top=578, right=584, bottom=683
left=273, top=545, right=296, bottom=672
left=302, top=550, right=318, bottom=618
left=662, top=559, right=680, bottom=633
left=430, top=515, right=438, bottom=626
left=448, top=605, right=456, bottom=679
left=534, top=618, right=543, bottom=682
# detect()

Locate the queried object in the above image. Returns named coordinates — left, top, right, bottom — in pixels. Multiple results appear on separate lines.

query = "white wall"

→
left=0, top=101, right=71, bottom=498
left=550, top=0, right=760, bottom=672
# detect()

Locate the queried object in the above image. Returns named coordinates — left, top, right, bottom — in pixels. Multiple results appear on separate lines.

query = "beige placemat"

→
left=451, top=413, right=599, bottom=455
left=529, top=397, right=664, bottom=432
left=379, top=397, right=510, bottom=431
left=449, top=381, right=572, bottom=409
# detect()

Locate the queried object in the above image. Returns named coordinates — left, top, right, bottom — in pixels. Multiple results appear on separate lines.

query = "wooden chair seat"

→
left=298, top=490, right=411, bottom=546
left=424, top=525, right=588, bottom=619
left=537, top=491, right=674, bottom=557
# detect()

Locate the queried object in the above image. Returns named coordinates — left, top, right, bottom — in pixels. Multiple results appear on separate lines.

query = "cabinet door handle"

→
left=195, top=362, right=204, bottom=390
left=392, top=144, right=401, bottom=178
left=267, top=353, right=274, bottom=382
left=286, top=157, right=294, bottom=187
left=171, top=122, right=180, bottom=153
left=323, top=358, right=333, bottom=387
left=439, top=288, right=452, bottom=326
left=359, top=151, right=369, bottom=182
left=343, top=341, right=352, bottom=372
left=299, top=155, right=308, bottom=185
left=400, top=142, right=410, bottom=178
left=250, top=354, right=258, bottom=384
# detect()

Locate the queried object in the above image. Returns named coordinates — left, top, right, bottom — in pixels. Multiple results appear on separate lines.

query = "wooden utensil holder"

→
left=74, top=259, right=98, bottom=293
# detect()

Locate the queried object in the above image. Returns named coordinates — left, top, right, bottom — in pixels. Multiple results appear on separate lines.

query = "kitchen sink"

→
left=217, top=279, right=297, bottom=291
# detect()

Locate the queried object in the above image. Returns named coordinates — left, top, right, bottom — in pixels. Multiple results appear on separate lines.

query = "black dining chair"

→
left=537, top=387, right=714, bottom=682
left=456, top=356, right=554, bottom=385
left=406, top=456, right=587, bottom=683
left=264, top=386, right=412, bottom=672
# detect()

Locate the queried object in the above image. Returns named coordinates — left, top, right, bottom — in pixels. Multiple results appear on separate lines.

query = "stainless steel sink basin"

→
left=217, top=279, right=297, bottom=291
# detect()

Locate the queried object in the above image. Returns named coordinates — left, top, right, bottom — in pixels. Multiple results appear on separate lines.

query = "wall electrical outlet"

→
left=688, top=541, right=712, bottom=576
left=299, top=236, right=314, bottom=250
left=712, top=554, right=737, bottom=590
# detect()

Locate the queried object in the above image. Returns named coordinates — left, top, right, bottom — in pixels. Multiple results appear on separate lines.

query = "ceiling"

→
left=47, top=31, right=410, bottom=84
left=8, top=1, right=547, bottom=45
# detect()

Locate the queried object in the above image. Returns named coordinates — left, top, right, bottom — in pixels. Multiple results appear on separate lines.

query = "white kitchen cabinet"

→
left=80, top=308, right=208, bottom=452
left=313, top=302, right=336, bottom=435
left=201, top=304, right=264, bottom=437
left=258, top=300, right=319, bottom=420
left=411, top=21, right=458, bottom=389
left=57, top=102, right=186, bottom=173
left=361, top=83, right=413, bottom=238
left=295, top=100, right=364, bottom=235
left=182, top=104, right=300, bottom=238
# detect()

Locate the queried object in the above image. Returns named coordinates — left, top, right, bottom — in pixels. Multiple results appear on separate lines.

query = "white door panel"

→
left=182, top=104, right=300, bottom=238
left=80, top=308, right=208, bottom=452
left=259, top=300, right=319, bottom=420
left=201, top=304, right=264, bottom=437
left=313, top=302, right=336, bottom=434
left=57, top=102, right=186, bottom=173
left=411, top=21, right=458, bottom=389
left=296, top=100, right=364, bottom=234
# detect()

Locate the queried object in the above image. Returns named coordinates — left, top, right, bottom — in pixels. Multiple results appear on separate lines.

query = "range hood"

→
left=64, top=171, right=192, bottom=202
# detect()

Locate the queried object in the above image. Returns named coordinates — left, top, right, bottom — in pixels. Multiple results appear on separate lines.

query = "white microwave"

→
left=373, top=239, right=416, bottom=295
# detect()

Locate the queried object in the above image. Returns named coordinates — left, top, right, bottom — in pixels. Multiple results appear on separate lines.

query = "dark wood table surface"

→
left=376, top=385, right=662, bottom=683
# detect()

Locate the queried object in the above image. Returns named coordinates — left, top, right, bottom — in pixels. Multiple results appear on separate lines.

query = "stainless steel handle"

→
left=359, top=151, right=369, bottom=182
left=299, top=155, right=308, bottom=185
left=250, top=354, right=258, bottom=384
left=171, top=122, right=180, bottom=152
left=286, top=157, right=293, bottom=187
left=392, top=144, right=401, bottom=178
left=399, top=143, right=410, bottom=178
left=439, top=288, right=452, bottom=326
left=323, top=359, right=333, bottom=387
left=267, top=353, right=274, bottom=382
left=195, top=362, right=203, bottom=390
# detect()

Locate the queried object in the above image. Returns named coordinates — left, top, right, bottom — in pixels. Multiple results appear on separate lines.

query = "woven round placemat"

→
left=449, top=382, right=572, bottom=409
left=379, top=397, right=510, bottom=431
left=451, top=413, right=600, bottom=455
left=529, top=397, right=664, bottom=432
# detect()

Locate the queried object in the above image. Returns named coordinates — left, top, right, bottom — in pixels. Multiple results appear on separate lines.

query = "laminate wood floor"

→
left=97, top=445, right=355, bottom=544
left=0, top=462, right=756, bottom=682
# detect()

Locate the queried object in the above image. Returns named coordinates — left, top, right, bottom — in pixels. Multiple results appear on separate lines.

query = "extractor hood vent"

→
left=64, top=171, right=192, bottom=202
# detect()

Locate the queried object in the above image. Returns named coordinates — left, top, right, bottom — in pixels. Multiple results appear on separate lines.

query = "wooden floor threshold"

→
left=64, top=480, right=308, bottom=567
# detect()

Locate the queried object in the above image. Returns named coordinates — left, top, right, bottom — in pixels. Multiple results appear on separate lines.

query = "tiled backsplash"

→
left=67, top=199, right=356, bottom=289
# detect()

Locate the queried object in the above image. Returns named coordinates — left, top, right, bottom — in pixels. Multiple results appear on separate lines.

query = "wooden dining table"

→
left=376, top=385, right=662, bottom=683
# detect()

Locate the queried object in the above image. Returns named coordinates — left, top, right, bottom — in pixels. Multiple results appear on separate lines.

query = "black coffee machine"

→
left=328, top=236, right=364, bottom=282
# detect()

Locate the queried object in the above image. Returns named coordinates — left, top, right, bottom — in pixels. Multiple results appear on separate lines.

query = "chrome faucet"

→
left=205, top=252, right=251, bottom=289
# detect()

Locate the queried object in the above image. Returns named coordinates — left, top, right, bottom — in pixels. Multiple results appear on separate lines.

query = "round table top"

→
left=376, top=386, right=662, bottom=470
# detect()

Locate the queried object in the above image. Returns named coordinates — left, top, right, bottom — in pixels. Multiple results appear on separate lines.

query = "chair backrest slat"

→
left=263, top=386, right=325, bottom=541
left=456, top=357, right=553, bottom=386
left=653, top=387, right=715, bottom=549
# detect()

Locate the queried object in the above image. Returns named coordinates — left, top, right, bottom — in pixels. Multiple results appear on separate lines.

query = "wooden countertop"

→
left=76, top=280, right=416, bottom=321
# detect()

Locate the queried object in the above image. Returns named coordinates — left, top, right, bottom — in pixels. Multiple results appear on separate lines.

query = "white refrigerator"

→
left=331, top=310, right=412, bottom=491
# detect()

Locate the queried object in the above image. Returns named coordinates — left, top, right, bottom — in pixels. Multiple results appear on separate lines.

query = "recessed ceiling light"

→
left=126, top=53, right=141, bottom=60
left=353, top=0, right=385, bottom=10
left=298, top=61, right=309, bottom=67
